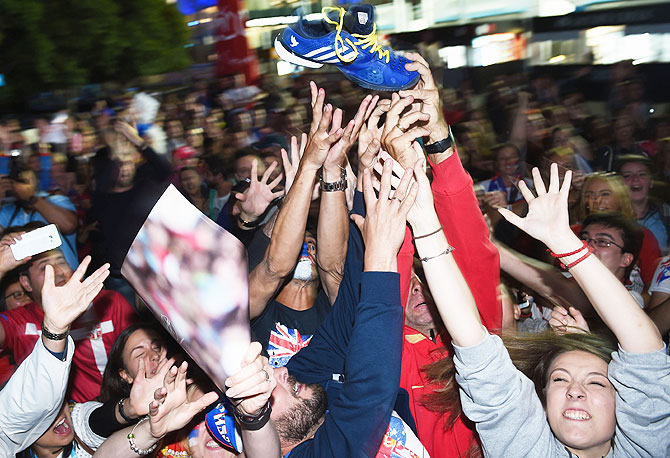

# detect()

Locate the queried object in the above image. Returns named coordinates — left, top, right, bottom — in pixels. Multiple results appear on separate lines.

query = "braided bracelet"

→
left=419, top=245, right=455, bottom=262
left=414, top=226, right=443, bottom=240
left=548, top=240, right=587, bottom=258
left=127, top=416, right=158, bottom=456
left=564, top=246, right=594, bottom=270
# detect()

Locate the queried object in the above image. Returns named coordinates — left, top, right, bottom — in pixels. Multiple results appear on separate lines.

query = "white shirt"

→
left=0, top=337, right=74, bottom=457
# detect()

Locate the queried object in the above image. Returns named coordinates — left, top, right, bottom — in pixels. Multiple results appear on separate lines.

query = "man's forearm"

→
left=241, top=420, right=282, bottom=458
left=263, top=165, right=318, bottom=277
left=33, top=199, right=77, bottom=234
left=316, top=165, right=349, bottom=303
left=496, top=241, right=591, bottom=314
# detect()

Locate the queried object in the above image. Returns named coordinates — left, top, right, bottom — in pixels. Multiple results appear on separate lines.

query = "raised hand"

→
left=281, top=133, right=308, bottom=194
left=224, top=342, right=276, bottom=416
left=323, top=92, right=379, bottom=172
left=399, top=52, right=450, bottom=145
left=302, top=84, right=344, bottom=172
left=235, top=159, right=284, bottom=222
left=358, top=99, right=391, bottom=172
left=405, top=144, right=436, bottom=229
left=380, top=93, right=431, bottom=169
left=127, top=357, right=175, bottom=418
left=549, top=305, right=590, bottom=334
left=148, top=361, right=218, bottom=439
left=41, top=255, right=110, bottom=335
left=0, top=234, right=30, bottom=276
left=351, top=160, right=417, bottom=272
left=498, top=164, right=572, bottom=248
left=114, top=120, right=143, bottom=148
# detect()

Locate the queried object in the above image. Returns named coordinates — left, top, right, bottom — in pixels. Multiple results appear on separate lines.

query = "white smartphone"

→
left=10, top=224, right=62, bottom=261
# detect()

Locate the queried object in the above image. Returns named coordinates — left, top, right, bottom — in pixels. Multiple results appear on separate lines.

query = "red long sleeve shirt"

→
left=398, top=151, right=502, bottom=458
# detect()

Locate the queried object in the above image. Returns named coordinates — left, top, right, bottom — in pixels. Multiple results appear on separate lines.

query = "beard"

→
left=275, top=375, right=328, bottom=444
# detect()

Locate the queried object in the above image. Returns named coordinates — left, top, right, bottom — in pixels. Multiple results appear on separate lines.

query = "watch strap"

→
left=424, top=127, right=454, bottom=154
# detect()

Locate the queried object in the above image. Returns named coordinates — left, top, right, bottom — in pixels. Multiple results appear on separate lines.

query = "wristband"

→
left=41, top=322, right=69, bottom=341
left=424, top=127, right=454, bottom=154
left=564, top=246, right=594, bottom=270
left=118, top=398, right=135, bottom=423
left=239, top=216, right=261, bottom=228
left=232, top=401, right=272, bottom=431
left=548, top=240, right=588, bottom=258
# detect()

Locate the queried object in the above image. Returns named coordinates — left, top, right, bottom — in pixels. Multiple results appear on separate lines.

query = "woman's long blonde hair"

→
left=576, top=173, right=635, bottom=222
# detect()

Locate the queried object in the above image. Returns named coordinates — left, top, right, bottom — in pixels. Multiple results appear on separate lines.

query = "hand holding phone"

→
left=10, top=224, right=62, bottom=261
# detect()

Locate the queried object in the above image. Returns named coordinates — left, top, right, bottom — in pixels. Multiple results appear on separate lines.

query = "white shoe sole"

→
left=274, top=37, right=324, bottom=69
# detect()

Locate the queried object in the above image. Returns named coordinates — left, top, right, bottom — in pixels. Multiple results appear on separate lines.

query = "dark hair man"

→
left=0, top=246, right=136, bottom=402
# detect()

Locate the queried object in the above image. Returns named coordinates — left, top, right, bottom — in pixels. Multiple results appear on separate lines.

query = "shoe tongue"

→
left=343, top=4, right=375, bottom=35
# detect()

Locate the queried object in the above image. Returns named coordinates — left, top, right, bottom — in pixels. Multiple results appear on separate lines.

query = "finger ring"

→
left=397, top=124, right=407, bottom=133
left=261, top=369, right=270, bottom=383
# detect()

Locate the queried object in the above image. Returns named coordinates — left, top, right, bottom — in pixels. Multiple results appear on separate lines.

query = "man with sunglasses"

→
left=497, top=211, right=645, bottom=327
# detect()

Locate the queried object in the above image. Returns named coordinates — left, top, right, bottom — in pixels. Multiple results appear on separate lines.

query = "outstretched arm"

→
left=499, top=165, right=664, bottom=353
left=93, top=362, right=218, bottom=458
left=317, top=85, right=377, bottom=304
left=248, top=87, right=343, bottom=319
left=0, top=255, right=109, bottom=455
left=404, top=148, right=488, bottom=348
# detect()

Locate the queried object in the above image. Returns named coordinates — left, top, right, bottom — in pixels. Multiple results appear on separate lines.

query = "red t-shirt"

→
left=0, top=290, right=136, bottom=402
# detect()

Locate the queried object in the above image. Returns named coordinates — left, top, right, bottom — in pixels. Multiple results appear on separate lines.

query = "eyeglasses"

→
left=580, top=236, right=624, bottom=250
left=4, top=290, right=27, bottom=301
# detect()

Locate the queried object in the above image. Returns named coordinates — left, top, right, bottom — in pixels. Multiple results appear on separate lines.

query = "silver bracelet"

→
left=127, top=416, right=158, bottom=456
left=419, top=245, right=455, bottom=262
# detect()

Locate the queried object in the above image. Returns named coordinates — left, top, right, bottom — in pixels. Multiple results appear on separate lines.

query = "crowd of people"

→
left=0, top=49, right=669, bottom=458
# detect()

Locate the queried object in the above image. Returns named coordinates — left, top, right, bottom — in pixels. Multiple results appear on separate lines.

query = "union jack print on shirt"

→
left=267, top=323, right=312, bottom=368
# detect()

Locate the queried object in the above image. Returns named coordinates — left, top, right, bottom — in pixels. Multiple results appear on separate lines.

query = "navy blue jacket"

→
left=285, top=192, right=404, bottom=458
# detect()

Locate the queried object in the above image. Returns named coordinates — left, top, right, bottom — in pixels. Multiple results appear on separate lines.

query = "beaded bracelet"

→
left=419, top=245, right=455, bottom=262
left=127, top=416, right=158, bottom=456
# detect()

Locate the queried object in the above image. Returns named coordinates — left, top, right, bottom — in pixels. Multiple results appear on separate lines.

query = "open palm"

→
left=149, top=361, right=218, bottom=439
left=41, top=256, right=110, bottom=334
left=498, top=164, right=572, bottom=245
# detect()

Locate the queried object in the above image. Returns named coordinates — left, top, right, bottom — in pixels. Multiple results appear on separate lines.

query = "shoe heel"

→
left=274, top=38, right=324, bottom=69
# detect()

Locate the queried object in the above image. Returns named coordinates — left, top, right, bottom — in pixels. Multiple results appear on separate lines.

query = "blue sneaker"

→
left=274, top=4, right=419, bottom=91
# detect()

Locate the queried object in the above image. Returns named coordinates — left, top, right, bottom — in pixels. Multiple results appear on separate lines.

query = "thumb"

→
left=242, top=342, right=263, bottom=366
left=498, top=207, right=524, bottom=229
left=350, top=214, right=365, bottom=233
left=137, top=357, right=146, bottom=380
left=43, top=264, right=55, bottom=293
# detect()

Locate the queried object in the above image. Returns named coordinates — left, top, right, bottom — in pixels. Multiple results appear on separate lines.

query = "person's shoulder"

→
left=92, top=289, right=132, bottom=310
left=1, top=302, right=40, bottom=322
left=45, top=193, right=76, bottom=209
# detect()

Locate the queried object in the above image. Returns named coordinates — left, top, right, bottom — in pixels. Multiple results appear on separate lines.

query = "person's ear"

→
left=620, top=252, right=634, bottom=269
left=119, top=369, right=134, bottom=384
left=513, top=304, right=521, bottom=321
left=19, top=274, right=33, bottom=294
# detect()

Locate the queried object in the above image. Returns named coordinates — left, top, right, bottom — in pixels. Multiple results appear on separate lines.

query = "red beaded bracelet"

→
left=548, top=240, right=588, bottom=258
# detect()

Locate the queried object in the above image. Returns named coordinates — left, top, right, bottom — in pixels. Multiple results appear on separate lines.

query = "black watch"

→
left=233, top=401, right=272, bottom=431
left=424, top=127, right=454, bottom=154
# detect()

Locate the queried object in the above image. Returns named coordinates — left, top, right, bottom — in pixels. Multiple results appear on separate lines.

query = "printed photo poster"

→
left=122, top=185, right=250, bottom=389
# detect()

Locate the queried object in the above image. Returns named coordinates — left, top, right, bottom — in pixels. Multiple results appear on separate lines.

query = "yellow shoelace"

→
left=322, top=6, right=390, bottom=64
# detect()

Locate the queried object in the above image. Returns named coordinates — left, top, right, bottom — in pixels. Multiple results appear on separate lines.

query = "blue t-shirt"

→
left=640, top=210, right=668, bottom=255
left=0, top=194, right=78, bottom=269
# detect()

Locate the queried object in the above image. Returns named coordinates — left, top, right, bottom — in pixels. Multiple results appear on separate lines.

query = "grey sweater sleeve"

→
left=453, top=333, right=566, bottom=458
left=609, top=344, right=670, bottom=458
